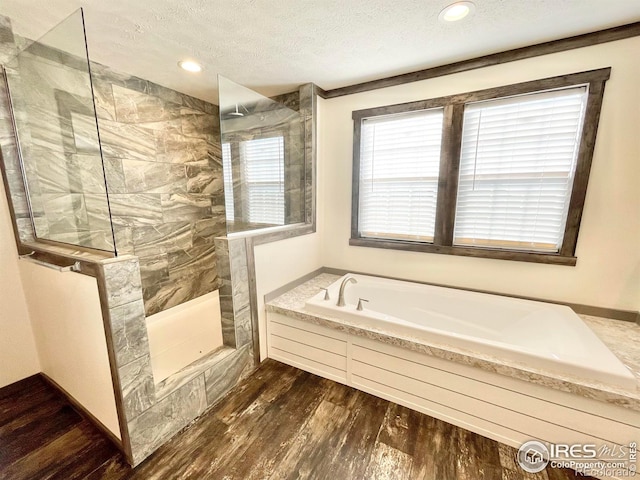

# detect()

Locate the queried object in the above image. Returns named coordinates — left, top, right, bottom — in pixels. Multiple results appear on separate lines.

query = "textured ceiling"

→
left=1, top=0, right=639, bottom=104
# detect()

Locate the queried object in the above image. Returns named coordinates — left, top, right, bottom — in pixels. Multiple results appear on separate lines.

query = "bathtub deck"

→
left=0, top=359, right=589, bottom=480
left=266, top=272, right=640, bottom=411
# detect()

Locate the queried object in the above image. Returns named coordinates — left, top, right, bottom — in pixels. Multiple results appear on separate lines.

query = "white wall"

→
left=147, top=291, right=223, bottom=383
left=254, top=232, right=323, bottom=360
left=19, top=261, right=121, bottom=438
left=0, top=180, right=40, bottom=388
left=319, top=37, right=640, bottom=312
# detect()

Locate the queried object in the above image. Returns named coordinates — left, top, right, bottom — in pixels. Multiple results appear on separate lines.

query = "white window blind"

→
left=359, top=109, right=444, bottom=241
left=241, top=136, right=285, bottom=225
left=453, top=87, right=588, bottom=252
left=222, top=142, right=234, bottom=222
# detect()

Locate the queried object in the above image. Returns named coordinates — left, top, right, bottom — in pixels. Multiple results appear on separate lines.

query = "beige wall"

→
left=254, top=232, right=323, bottom=360
left=147, top=291, right=223, bottom=383
left=318, top=37, right=640, bottom=312
left=0, top=179, right=40, bottom=388
left=19, top=261, right=121, bottom=438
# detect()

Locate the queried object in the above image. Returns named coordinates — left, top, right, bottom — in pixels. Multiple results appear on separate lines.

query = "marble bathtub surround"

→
left=266, top=273, right=640, bottom=412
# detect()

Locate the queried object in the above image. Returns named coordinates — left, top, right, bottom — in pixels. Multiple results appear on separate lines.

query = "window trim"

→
left=350, top=68, right=611, bottom=266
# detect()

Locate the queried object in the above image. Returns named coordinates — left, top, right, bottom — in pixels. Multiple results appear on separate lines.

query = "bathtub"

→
left=305, top=274, right=636, bottom=390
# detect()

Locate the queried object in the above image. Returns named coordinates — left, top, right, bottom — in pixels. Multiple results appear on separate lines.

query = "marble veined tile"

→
left=90, top=77, right=116, bottom=121
left=181, top=110, right=216, bottom=140
left=154, top=131, right=209, bottom=164
left=129, top=375, right=207, bottom=465
left=47, top=229, right=114, bottom=252
left=103, top=257, right=143, bottom=308
left=0, top=15, right=16, bottom=64
left=180, top=94, right=207, bottom=114
left=0, top=137, right=20, bottom=172
left=134, top=118, right=183, bottom=135
left=84, top=193, right=115, bottom=234
left=185, top=165, right=223, bottom=194
left=204, top=102, right=217, bottom=116
left=113, top=84, right=181, bottom=124
left=234, top=306, right=252, bottom=348
left=97, top=116, right=157, bottom=162
left=90, top=63, right=149, bottom=95
left=122, top=159, right=187, bottom=194
left=143, top=264, right=218, bottom=316
left=113, top=225, right=134, bottom=255
left=194, top=266, right=220, bottom=298
left=119, top=354, right=155, bottom=422
left=32, top=147, right=82, bottom=193
left=41, top=193, right=88, bottom=234
left=138, top=253, right=170, bottom=284
left=147, top=82, right=183, bottom=107
left=143, top=276, right=201, bottom=316
left=204, top=343, right=253, bottom=406
left=132, top=222, right=193, bottom=256
left=167, top=244, right=216, bottom=280
left=161, top=193, right=212, bottom=223
left=16, top=217, right=36, bottom=242
left=69, top=112, right=102, bottom=155
left=106, top=193, right=163, bottom=227
left=110, top=299, right=149, bottom=366
left=193, top=217, right=226, bottom=246
left=154, top=346, right=235, bottom=401
left=76, top=155, right=126, bottom=194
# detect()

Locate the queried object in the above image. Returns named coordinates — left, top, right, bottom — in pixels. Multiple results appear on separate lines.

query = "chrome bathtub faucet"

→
left=336, top=276, right=357, bottom=307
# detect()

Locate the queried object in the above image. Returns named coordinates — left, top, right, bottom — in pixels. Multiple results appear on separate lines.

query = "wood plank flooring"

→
left=0, top=360, right=592, bottom=480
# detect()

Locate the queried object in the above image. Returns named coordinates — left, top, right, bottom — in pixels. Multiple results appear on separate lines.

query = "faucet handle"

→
left=357, top=298, right=369, bottom=311
left=321, top=288, right=330, bottom=301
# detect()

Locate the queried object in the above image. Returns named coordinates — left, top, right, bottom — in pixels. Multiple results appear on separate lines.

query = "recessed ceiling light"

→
left=438, top=1, right=475, bottom=22
left=178, top=60, right=202, bottom=73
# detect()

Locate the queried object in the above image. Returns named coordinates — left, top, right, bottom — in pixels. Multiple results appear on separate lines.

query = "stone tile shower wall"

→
left=0, top=16, right=35, bottom=242
left=90, top=66, right=225, bottom=315
left=1, top=23, right=225, bottom=316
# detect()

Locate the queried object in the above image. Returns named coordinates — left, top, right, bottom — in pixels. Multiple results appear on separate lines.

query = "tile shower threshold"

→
left=154, top=345, right=235, bottom=400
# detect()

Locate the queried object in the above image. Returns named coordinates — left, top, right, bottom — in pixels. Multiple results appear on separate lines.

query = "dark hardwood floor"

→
left=0, top=360, right=590, bottom=480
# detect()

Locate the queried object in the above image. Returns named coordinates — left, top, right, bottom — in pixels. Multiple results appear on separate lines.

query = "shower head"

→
left=226, top=104, right=244, bottom=117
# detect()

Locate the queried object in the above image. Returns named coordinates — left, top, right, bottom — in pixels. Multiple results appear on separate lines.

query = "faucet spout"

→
left=336, top=275, right=357, bottom=307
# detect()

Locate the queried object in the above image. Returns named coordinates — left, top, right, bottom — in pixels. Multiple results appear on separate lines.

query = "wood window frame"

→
left=350, top=68, right=611, bottom=266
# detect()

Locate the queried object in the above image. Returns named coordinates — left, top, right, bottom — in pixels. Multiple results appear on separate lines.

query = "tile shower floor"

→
left=0, top=360, right=592, bottom=480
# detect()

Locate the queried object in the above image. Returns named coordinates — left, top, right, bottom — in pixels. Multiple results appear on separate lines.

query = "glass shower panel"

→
left=218, top=75, right=306, bottom=234
left=4, top=8, right=115, bottom=253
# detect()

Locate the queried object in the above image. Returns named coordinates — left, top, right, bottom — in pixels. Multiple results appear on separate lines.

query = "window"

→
left=351, top=69, right=610, bottom=265
left=241, top=136, right=285, bottom=225
left=359, top=109, right=444, bottom=241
